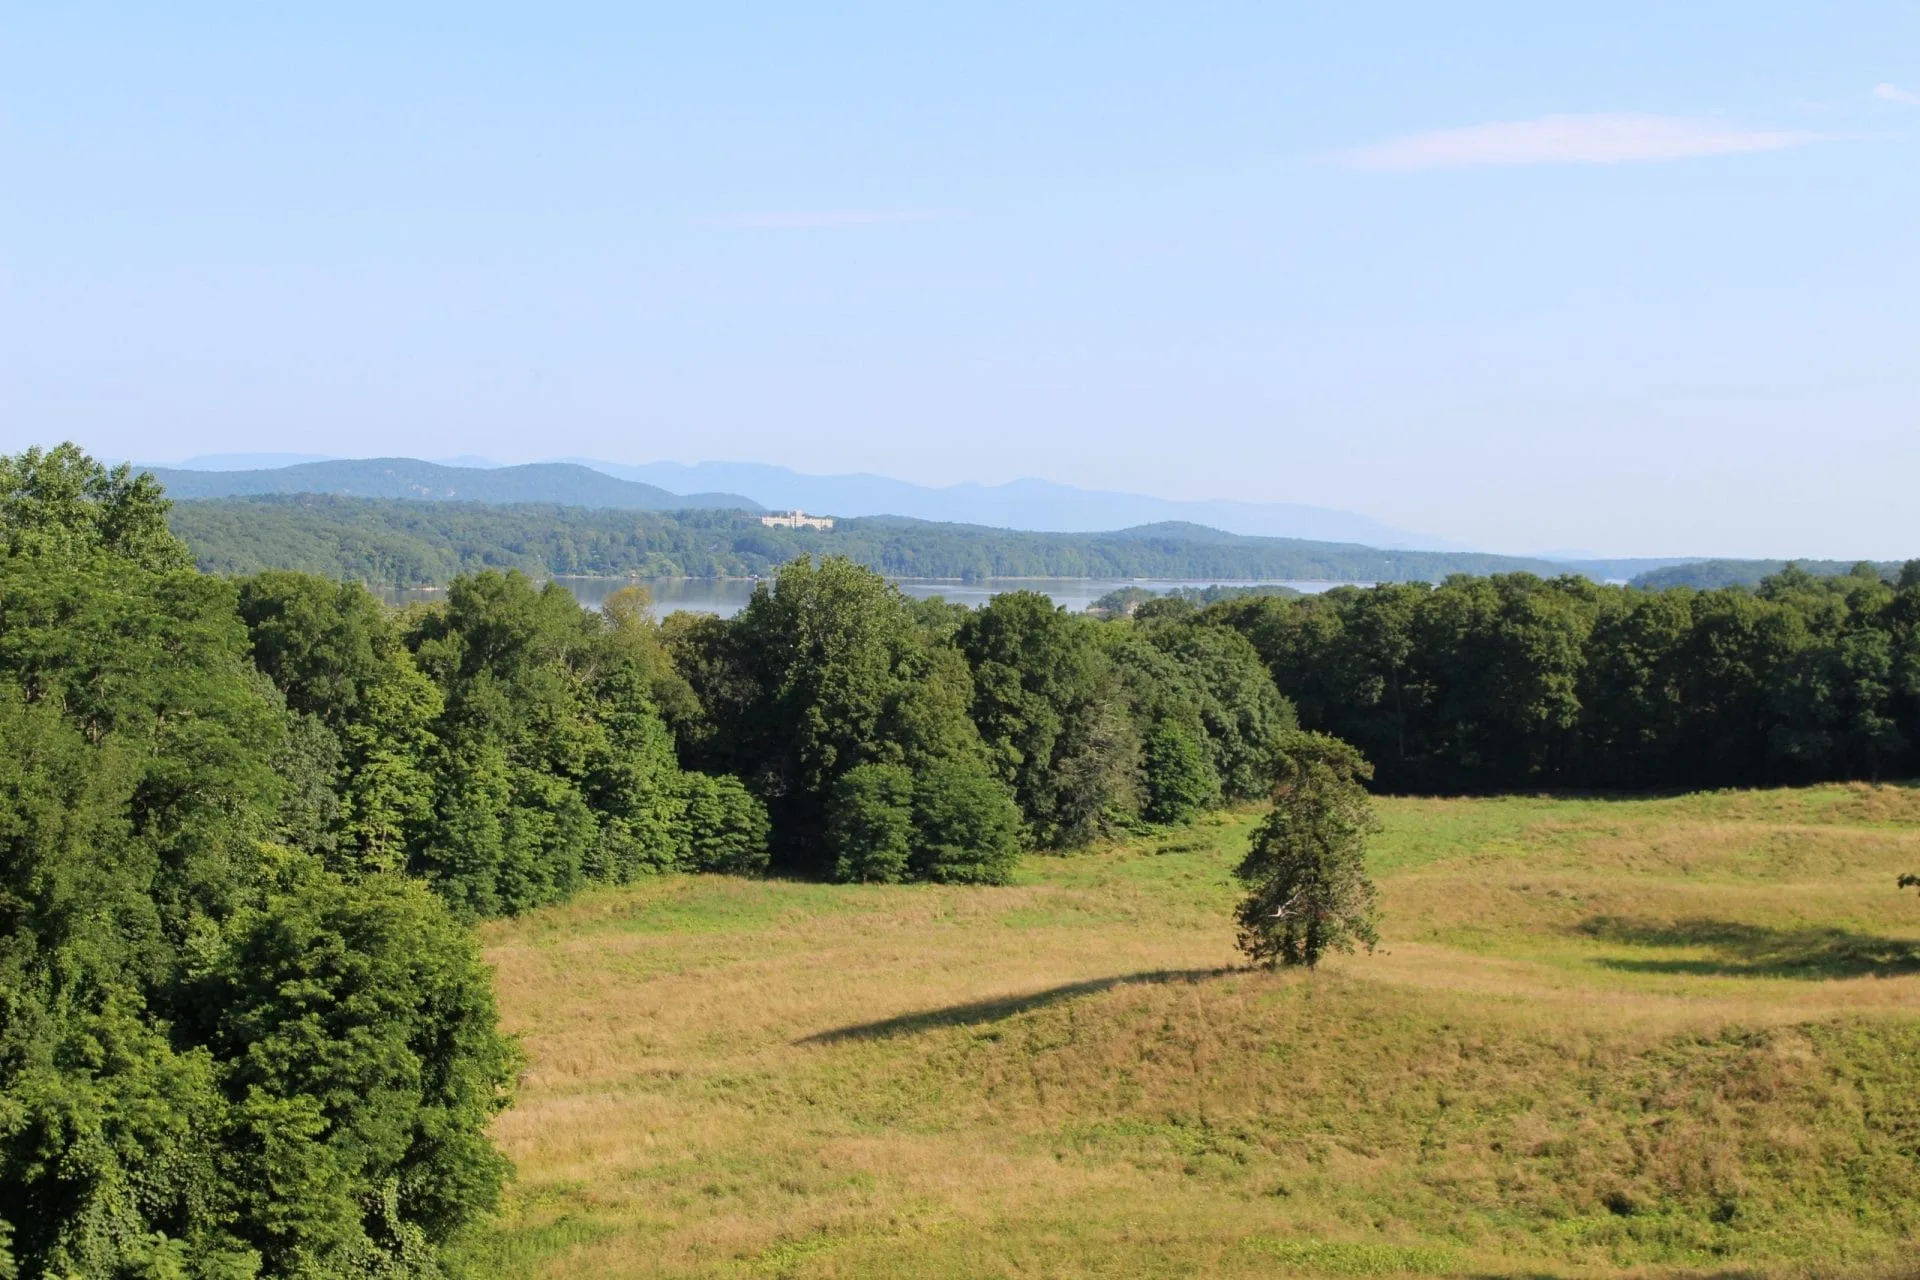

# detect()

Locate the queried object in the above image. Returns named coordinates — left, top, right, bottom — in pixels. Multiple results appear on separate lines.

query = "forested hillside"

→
left=169, top=495, right=1565, bottom=585
left=1631, top=557, right=1907, bottom=590
left=147, top=458, right=760, bottom=511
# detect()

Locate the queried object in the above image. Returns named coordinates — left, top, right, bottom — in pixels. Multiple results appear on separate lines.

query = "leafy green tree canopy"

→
left=1234, top=731, right=1381, bottom=970
left=0, top=441, right=191, bottom=571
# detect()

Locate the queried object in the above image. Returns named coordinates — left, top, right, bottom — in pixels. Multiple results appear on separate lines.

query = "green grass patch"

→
left=472, top=783, right=1920, bottom=1279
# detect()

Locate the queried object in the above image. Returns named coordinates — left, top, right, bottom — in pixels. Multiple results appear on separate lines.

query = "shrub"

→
left=1143, top=720, right=1219, bottom=824
left=828, top=762, right=917, bottom=883
left=676, top=772, right=772, bottom=875
left=911, top=757, right=1023, bottom=885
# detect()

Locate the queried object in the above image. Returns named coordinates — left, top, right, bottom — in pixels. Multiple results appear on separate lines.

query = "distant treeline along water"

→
left=166, top=494, right=1904, bottom=591
left=171, top=495, right=1558, bottom=586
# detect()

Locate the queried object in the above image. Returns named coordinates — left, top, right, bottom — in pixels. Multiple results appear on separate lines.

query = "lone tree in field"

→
left=1235, top=730, right=1381, bottom=969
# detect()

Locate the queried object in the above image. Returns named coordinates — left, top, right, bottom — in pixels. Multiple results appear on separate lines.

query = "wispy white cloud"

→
left=713, top=210, right=939, bottom=230
left=1339, top=113, right=1824, bottom=172
left=1874, top=83, right=1919, bottom=105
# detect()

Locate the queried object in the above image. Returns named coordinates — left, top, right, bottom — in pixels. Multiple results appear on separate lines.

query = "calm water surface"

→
left=384, top=576, right=1352, bottom=617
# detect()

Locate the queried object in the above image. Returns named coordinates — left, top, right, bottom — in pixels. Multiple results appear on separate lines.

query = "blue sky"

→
left=4, top=2, right=1916, bottom=557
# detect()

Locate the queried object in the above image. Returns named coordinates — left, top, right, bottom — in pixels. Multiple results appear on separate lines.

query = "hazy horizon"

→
left=8, top=3, right=1918, bottom=559
left=111, top=450, right=1888, bottom=565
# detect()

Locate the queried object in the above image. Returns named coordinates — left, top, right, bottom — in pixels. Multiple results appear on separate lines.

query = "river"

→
left=381, top=576, right=1355, bottom=617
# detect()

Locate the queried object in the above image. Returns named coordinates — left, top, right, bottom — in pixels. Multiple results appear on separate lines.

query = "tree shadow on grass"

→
left=795, top=967, right=1236, bottom=1045
left=1465, top=1274, right=1765, bottom=1280
left=1577, top=915, right=1920, bottom=979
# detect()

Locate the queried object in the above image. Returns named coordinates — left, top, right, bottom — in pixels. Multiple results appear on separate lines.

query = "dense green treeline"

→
left=167, top=495, right=1566, bottom=586
left=1204, top=563, right=1920, bottom=793
left=653, top=559, right=1297, bottom=876
left=1629, top=557, right=1907, bottom=590
left=0, top=449, right=781, bottom=1278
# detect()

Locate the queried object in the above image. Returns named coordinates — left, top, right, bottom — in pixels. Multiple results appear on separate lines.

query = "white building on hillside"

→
left=759, top=509, right=835, bottom=531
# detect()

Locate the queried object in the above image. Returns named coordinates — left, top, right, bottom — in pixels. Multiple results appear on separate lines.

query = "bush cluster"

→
left=664, top=563, right=1303, bottom=882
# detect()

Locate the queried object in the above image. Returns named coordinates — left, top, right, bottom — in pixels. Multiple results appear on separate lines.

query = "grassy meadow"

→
left=455, top=785, right=1920, bottom=1279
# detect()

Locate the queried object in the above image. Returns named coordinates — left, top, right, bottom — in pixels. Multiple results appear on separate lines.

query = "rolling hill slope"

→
left=459, top=784, right=1920, bottom=1278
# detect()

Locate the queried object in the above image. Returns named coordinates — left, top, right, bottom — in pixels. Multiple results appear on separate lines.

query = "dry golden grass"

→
left=455, top=785, right=1920, bottom=1279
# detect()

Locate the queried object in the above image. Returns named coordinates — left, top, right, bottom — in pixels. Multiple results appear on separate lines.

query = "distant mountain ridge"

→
left=559, top=459, right=1461, bottom=550
left=144, top=458, right=761, bottom=512
left=143, top=458, right=1873, bottom=578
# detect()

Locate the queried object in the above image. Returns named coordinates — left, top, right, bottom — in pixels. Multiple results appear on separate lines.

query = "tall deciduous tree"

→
left=958, top=591, right=1142, bottom=845
left=701, top=556, right=1003, bottom=871
left=0, top=446, right=515, bottom=1278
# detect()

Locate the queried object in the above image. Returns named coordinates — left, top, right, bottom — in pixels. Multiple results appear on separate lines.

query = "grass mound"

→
left=458, top=785, right=1920, bottom=1278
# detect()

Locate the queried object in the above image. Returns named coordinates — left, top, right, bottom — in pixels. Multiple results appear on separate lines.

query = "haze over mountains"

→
left=563, top=459, right=1458, bottom=550
left=145, top=458, right=761, bottom=512
left=124, top=453, right=1901, bottom=588
left=151, top=454, right=1455, bottom=549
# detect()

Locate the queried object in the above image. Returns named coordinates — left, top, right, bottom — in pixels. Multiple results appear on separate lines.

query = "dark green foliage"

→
left=0, top=446, right=516, bottom=1278
left=1210, top=567, right=1920, bottom=793
left=675, top=772, right=772, bottom=875
left=909, top=757, right=1024, bottom=885
left=1087, top=585, right=1160, bottom=617
left=1141, top=617, right=1299, bottom=800
left=828, top=763, right=918, bottom=883
left=1165, top=583, right=1303, bottom=607
left=1133, top=595, right=1197, bottom=623
left=1632, top=558, right=1904, bottom=591
left=1090, top=583, right=1302, bottom=617
left=237, top=572, right=442, bottom=872
left=682, top=556, right=1000, bottom=873
left=1143, top=721, right=1218, bottom=824
left=194, top=864, right=516, bottom=1274
left=233, top=562, right=774, bottom=904
left=1042, top=691, right=1145, bottom=845
left=401, top=570, right=694, bottom=913
left=958, top=592, right=1142, bottom=846
left=1234, top=732, right=1381, bottom=969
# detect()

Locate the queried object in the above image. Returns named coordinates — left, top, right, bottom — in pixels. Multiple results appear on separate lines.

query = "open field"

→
left=456, top=785, right=1920, bottom=1279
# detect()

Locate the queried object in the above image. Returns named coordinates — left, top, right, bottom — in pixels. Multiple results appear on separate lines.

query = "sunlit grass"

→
left=455, top=784, right=1920, bottom=1278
